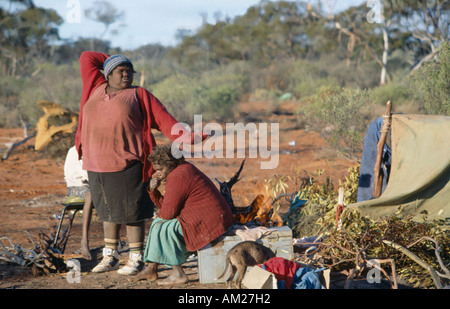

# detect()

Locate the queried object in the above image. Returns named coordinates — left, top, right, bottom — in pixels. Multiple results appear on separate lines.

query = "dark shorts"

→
left=88, top=161, right=154, bottom=224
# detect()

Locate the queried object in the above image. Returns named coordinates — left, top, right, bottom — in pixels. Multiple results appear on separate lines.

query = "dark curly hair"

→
left=148, top=144, right=185, bottom=170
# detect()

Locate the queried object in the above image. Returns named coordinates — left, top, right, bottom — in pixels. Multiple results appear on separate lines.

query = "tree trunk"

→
left=380, top=28, right=388, bottom=85
left=380, top=17, right=389, bottom=85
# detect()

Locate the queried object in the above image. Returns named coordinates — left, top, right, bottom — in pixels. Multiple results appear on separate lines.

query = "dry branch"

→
left=1, top=117, right=35, bottom=161
left=0, top=231, right=69, bottom=277
left=367, top=258, right=398, bottom=289
left=407, top=237, right=450, bottom=280
left=383, top=240, right=443, bottom=289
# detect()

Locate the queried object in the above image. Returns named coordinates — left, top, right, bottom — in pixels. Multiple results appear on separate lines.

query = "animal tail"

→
left=216, top=256, right=230, bottom=280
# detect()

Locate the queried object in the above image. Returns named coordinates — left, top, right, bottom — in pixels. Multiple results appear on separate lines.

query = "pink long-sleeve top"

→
left=75, top=51, right=187, bottom=181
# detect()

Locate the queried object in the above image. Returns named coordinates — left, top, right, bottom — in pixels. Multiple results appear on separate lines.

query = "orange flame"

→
left=233, top=191, right=283, bottom=227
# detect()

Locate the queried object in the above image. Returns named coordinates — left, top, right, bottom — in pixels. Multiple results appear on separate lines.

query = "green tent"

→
left=348, top=114, right=450, bottom=226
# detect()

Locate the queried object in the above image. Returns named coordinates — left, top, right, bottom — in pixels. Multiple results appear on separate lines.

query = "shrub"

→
left=288, top=59, right=340, bottom=99
left=372, top=81, right=410, bottom=107
left=301, top=87, right=375, bottom=160
left=249, top=88, right=280, bottom=103
left=294, top=76, right=340, bottom=99
left=407, top=42, right=450, bottom=116
left=151, top=68, right=244, bottom=123
left=0, top=78, right=25, bottom=127
left=201, top=85, right=239, bottom=120
left=23, top=62, right=80, bottom=103
left=150, top=74, right=201, bottom=122
left=0, top=62, right=83, bottom=127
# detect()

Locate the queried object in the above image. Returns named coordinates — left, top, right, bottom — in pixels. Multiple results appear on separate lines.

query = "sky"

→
left=32, top=0, right=367, bottom=50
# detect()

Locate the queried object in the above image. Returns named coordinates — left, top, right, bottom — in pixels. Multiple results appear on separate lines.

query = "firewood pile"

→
left=284, top=166, right=450, bottom=289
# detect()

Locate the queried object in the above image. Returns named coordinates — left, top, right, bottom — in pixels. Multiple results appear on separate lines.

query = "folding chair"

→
left=53, top=196, right=85, bottom=252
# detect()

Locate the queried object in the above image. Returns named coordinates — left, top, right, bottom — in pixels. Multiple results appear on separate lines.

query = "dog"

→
left=217, top=241, right=276, bottom=289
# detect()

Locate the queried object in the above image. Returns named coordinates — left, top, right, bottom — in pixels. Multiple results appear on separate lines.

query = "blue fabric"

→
left=288, top=195, right=308, bottom=218
left=357, top=117, right=391, bottom=202
left=289, top=195, right=308, bottom=210
left=143, top=217, right=190, bottom=265
left=274, top=267, right=325, bottom=289
left=291, top=267, right=325, bottom=289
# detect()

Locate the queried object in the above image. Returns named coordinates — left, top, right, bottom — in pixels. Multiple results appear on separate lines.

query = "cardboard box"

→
left=242, top=266, right=277, bottom=289
left=197, top=225, right=293, bottom=284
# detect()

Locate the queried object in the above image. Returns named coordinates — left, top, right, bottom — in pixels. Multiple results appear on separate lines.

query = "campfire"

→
left=216, top=160, right=283, bottom=227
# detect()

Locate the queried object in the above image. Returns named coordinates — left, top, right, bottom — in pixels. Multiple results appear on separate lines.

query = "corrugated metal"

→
left=198, top=225, right=293, bottom=284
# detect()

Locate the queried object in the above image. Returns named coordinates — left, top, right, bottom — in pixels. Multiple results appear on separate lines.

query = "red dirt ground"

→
left=0, top=101, right=355, bottom=290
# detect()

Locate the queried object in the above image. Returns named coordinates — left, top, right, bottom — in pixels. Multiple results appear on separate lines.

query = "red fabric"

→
left=75, top=51, right=189, bottom=182
left=261, top=257, right=302, bottom=289
left=335, top=203, right=344, bottom=228
left=149, top=162, right=234, bottom=252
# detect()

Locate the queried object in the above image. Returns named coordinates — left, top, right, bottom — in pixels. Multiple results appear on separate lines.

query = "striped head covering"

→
left=103, top=54, right=134, bottom=80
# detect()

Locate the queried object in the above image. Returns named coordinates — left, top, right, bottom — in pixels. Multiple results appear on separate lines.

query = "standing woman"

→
left=75, top=51, right=193, bottom=275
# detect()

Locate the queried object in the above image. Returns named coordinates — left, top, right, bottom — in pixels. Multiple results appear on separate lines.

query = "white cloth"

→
left=64, top=146, right=88, bottom=187
left=233, top=225, right=273, bottom=241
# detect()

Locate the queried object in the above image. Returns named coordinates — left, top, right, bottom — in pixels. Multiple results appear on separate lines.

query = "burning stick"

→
left=216, top=159, right=253, bottom=215
left=233, top=194, right=264, bottom=224
left=216, top=160, right=283, bottom=227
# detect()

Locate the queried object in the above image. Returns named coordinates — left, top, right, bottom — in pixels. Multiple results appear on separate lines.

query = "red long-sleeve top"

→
left=75, top=51, right=188, bottom=182
left=149, top=162, right=234, bottom=252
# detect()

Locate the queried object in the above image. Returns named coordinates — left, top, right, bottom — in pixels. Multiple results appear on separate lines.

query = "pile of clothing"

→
left=259, top=257, right=325, bottom=289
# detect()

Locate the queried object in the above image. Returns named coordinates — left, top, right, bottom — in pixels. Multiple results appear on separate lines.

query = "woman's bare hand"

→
left=149, top=178, right=161, bottom=192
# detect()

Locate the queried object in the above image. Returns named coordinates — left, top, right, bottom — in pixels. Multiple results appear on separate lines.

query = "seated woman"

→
left=132, top=145, right=234, bottom=285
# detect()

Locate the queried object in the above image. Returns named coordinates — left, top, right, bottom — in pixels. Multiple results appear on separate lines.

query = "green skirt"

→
left=144, top=217, right=190, bottom=265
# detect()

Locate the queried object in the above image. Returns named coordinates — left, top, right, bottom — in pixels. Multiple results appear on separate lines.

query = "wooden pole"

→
left=372, top=101, right=392, bottom=198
